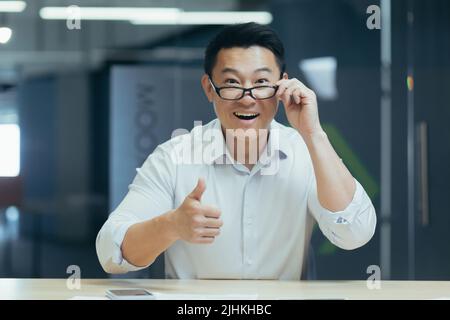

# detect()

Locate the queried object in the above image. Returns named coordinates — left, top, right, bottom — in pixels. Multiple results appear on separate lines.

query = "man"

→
left=96, top=22, right=376, bottom=280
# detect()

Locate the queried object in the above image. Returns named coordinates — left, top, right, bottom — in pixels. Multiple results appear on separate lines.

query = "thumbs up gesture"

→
left=171, top=178, right=223, bottom=244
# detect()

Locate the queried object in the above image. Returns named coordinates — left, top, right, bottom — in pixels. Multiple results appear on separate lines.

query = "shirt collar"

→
left=201, top=118, right=291, bottom=166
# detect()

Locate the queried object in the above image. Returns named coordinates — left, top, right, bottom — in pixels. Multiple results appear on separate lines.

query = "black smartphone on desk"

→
left=106, top=289, right=156, bottom=300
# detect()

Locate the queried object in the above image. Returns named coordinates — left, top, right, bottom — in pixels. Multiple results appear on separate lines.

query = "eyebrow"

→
left=221, top=67, right=273, bottom=75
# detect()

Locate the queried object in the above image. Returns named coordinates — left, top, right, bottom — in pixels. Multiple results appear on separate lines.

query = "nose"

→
left=239, top=90, right=256, bottom=106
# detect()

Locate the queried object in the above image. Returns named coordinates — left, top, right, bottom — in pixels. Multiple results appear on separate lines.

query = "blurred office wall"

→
left=109, top=64, right=213, bottom=278
left=271, top=0, right=381, bottom=279
left=390, top=0, right=450, bottom=280
left=0, top=0, right=449, bottom=280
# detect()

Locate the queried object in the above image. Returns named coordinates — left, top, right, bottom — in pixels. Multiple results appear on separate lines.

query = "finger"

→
left=275, top=78, right=291, bottom=87
left=196, top=237, right=215, bottom=244
left=283, top=86, right=297, bottom=103
left=277, top=81, right=299, bottom=103
left=188, top=178, right=206, bottom=201
left=297, top=81, right=316, bottom=99
left=199, top=227, right=221, bottom=237
left=275, top=80, right=292, bottom=98
left=204, top=217, right=223, bottom=228
left=200, top=204, right=221, bottom=218
left=292, top=88, right=302, bottom=104
left=287, top=84, right=312, bottom=105
left=279, top=86, right=294, bottom=106
left=279, top=79, right=313, bottom=100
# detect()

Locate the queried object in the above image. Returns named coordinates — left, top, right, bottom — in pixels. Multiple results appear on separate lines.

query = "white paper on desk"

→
left=151, top=292, right=258, bottom=300
left=68, top=296, right=109, bottom=300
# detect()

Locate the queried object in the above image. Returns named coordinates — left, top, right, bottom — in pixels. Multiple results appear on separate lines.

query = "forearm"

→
left=121, top=210, right=179, bottom=267
left=303, top=130, right=356, bottom=212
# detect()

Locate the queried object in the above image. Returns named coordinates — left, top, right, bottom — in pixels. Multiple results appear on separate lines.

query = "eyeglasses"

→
left=209, top=78, right=279, bottom=101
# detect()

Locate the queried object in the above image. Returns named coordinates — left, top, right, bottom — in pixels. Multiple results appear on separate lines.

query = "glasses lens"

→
left=219, top=86, right=277, bottom=100
left=220, top=88, right=244, bottom=100
left=252, top=87, right=277, bottom=99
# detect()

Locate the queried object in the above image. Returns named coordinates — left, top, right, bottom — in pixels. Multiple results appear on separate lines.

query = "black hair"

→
left=204, top=22, right=285, bottom=77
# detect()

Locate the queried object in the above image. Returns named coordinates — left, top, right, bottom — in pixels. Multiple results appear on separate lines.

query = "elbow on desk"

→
left=95, top=245, right=134, bottom=275
left=95, top=229, right=154, bottom=274
left=100, top=258, right=130, bottom=275
left=98, top=256, right=155, bottom=275
left=95, top=230, right=128, bottom=275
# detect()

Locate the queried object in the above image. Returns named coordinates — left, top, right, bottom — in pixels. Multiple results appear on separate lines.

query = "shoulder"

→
left=270, top=119, right=308, bottom=152
left=152, top=118, right=219, bottom=162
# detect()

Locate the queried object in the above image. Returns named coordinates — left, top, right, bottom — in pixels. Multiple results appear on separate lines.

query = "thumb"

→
left=188, top=178, right=206, bottom=201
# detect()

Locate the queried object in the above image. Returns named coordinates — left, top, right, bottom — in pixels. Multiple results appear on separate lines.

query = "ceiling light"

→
left=132, top=11, right=273, bottom=25
left=40, top=7, right=181, bottom=21
left=39, top=7, right=272, bottom=25
left=0, top=27, right=12, bottom=44
left=0, top=1, right=26, bottom=12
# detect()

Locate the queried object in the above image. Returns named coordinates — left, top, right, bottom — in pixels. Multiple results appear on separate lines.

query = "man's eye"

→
left=256, top=79, right=269, bottom=84
left=225, top=79, right=239, bottom=85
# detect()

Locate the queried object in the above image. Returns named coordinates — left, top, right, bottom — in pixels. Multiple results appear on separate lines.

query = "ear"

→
left=201, top=74, right=214, bottom=103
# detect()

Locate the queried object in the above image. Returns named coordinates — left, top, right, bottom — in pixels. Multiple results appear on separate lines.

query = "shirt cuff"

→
left=111, top=221, right=151, bottom=271
left=317, top=178, right=367, bottom=226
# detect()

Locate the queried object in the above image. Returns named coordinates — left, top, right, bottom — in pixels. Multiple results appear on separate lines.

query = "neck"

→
left=222, top=127, right=269, bottom=170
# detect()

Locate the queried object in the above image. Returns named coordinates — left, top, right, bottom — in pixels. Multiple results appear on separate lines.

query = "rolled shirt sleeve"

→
left=307, top=175, right=377, bottom=250
left=96, top=145, right=175, bottom=274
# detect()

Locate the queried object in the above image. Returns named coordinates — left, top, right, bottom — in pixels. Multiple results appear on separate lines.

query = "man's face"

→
left=202, top=46, right=285, bottom=134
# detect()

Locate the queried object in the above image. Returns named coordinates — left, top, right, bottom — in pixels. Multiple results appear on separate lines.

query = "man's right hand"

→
left=170, top=178, right=223, bottom=244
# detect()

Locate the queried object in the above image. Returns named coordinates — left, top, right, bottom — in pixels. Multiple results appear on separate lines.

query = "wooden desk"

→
left=1, top=279, right=450, bottom=300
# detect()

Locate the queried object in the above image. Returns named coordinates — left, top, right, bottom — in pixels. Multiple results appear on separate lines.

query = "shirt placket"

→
left=242, top=172, right=256, bottom=278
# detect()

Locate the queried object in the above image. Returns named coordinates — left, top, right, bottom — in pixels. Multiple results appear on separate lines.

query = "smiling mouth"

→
left=233, top=112, right=260, bottom=120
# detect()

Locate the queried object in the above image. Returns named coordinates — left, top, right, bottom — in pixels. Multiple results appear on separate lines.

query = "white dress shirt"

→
left=96, top=118, right=377, bottom=280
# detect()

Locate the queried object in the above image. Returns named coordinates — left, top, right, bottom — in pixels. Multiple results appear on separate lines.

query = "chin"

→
left=224, top=120, right=269, bottom=139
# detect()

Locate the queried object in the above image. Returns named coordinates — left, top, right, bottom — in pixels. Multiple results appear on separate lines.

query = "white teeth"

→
left=233, top=112, right=259, bottom=117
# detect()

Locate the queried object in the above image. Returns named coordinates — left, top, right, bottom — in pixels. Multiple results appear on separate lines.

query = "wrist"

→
left=163, top=209, right=181, bottom=242
left=302, top=128, right=327, bottom=147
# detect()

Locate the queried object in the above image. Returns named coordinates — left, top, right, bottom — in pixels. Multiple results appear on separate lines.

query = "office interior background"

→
left=0, top=0, right=449, bottom=280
